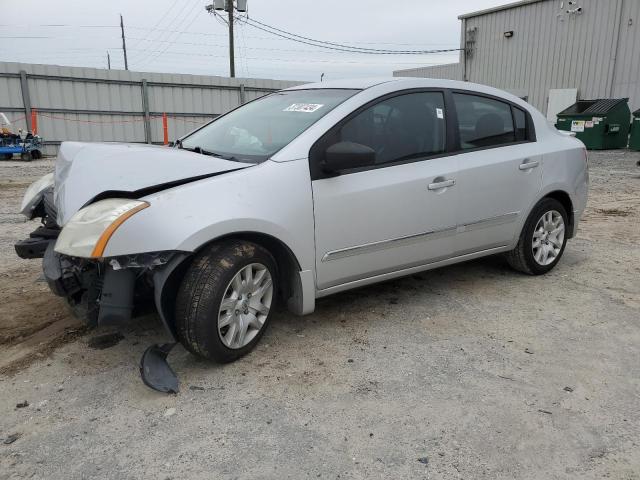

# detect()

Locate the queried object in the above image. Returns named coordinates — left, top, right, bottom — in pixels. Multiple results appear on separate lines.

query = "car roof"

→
left=287, top=77, right=538, bottom=111
left=283, top=77, right=507, bottom=95
left=283, top=77, right=400, bottom=91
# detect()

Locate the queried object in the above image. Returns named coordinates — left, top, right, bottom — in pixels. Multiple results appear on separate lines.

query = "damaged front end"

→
left=15, top=173, right=191, bottom=393
left=15, top=178, right=187, bottom=329
left=43, top=245, right=186, bottom=328
left=17, top=190, right=188, bottom=392
left=14, top=142, right=256, bottom=392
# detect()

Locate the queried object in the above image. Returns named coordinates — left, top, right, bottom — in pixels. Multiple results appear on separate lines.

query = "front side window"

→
left=181, top=89, right=358, bottom=163
left=338, top=91, right=446, bottom=165
left=453, top=93, right=516, bottom=149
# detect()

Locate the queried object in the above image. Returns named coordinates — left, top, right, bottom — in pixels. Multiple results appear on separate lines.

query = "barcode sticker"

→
left=283, top=103, right=324, bottom=113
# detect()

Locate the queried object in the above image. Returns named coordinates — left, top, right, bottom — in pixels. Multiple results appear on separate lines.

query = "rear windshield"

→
left=180, top=89, right=359, bottom=163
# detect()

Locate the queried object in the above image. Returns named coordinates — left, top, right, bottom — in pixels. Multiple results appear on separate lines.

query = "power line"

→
left=128, top=0, right=187, bottom=58
left=0, top=24, right=119, bottom=28
left=131, top=49, right=449, bottom=66
left=131, top=1, right=200, bottom=64
left=241, top=17, right=462, bottom=55
left=126, top=36, right=457, bottom=57
left=135, top=0, right=204, bottom=68
left=0, top=23, right=458, bottom=46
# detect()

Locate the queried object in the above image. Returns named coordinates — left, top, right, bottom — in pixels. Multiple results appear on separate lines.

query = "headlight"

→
left=20, top=172, right=54, bottom=217
left=55, top=199, right=149, bottom=258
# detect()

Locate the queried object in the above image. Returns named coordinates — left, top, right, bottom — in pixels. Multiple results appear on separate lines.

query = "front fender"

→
left=102, top=159, right=316, bottom=273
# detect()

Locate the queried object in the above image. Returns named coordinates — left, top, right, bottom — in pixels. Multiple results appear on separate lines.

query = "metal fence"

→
left=0, top=62, right=303, bottom=156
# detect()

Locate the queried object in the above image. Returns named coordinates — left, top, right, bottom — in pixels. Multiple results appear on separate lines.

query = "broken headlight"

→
left=55, top=199, right=149, bottom=258
left=20, top=172, right=54, bottom=218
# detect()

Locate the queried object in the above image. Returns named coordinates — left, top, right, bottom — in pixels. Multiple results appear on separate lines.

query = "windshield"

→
left=180, top=89, right=358, bottom=163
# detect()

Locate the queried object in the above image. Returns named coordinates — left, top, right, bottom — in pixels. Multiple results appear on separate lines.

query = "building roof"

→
left=459, top=0, right=546, bottom=20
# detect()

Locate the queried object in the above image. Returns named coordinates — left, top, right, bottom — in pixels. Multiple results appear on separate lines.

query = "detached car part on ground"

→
left=15, top=78, right=589, bottom=392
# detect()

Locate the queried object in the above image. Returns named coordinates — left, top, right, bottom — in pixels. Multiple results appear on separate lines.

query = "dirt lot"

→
left=1, top=152, right=639, bottom=479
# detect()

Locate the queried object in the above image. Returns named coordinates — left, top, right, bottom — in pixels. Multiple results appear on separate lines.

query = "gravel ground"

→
left=0, top=151, right=639, bottom=479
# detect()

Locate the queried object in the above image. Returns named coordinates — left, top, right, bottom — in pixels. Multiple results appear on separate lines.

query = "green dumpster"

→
left=555, top=98, right=631, bottom=150
left=629, top=108, right=640, bottom=151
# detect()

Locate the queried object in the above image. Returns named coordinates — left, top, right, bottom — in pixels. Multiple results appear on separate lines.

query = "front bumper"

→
left=40, top=244, right=188, bottom=332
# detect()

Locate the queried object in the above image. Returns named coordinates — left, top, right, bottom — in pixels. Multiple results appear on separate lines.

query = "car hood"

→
left=54, top=141, right=250, bottom=225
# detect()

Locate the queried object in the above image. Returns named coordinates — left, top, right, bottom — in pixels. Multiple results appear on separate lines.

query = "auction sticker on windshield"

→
left=283, top=103, right=324, bottom=113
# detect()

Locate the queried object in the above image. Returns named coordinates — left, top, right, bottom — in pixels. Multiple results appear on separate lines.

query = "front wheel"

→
left=505, top=198, right=568, bottom=275
left=175, top=241, right=277, bottom=363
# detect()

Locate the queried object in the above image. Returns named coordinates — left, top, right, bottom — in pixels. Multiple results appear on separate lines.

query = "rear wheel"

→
left=20, top=151, right=33, bottom=162
left=505, top=198, right=568, bottom=275
left=0, top=153, right=12, bottom=160
left=175, top=241, right=277, bottom=363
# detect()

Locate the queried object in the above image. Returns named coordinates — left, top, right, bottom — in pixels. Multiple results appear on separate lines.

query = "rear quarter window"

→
left=453, top=93, right=516, bottom=149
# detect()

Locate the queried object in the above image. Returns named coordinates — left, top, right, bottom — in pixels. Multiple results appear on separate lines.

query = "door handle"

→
left=519, top=160, right=539, bottom=170
left=428, top=179, right=455, bottom=190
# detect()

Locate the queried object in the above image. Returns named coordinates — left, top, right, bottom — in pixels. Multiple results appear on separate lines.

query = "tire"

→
left=0, top=153, right=12, bottom=160
left=20, top=151, right=33, bottom=162
left=175, top=240, right=277, bottom=363
left=32, top=149, right=42, bottom=160
left=505, top=198, right=569, bottom=275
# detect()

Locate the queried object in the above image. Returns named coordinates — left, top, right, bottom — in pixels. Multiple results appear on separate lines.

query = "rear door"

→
left=451, top=92, right=542, bottom=255
left=310, top=91, right=458, bottom=290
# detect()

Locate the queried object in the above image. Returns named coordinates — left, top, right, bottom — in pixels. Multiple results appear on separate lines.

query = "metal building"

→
left=393, top=0, right=640, bottom=121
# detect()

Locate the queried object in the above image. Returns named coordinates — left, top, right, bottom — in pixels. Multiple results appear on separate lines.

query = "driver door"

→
left=310, top=91, right=458, bottom=290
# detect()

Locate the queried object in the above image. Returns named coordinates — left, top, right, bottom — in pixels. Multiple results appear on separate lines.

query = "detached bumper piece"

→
left=140, top=343, right=179, bottom=394
left=39, top=245, right=187, bottom=393
left=15, top=226, right=60, bottom=259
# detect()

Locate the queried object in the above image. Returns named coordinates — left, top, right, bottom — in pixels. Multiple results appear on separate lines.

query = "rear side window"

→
left=453, top=93, right=516, bottom=149
left=513, top=107, right=527, bottom=141
left=338, top=91, right=446, bottom=165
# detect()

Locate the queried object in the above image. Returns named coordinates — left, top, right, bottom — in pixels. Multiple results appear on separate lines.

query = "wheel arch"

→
left=153, top=231, right=304, bottom=339
left=543, top=190, right=574, bottom=238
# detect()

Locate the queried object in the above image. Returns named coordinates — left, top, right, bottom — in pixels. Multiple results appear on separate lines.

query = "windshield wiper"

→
left=183, top=146, right=251, bottom=163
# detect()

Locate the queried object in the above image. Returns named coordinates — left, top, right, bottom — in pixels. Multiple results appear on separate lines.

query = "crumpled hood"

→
left=54, top=142, right=249, bottom=225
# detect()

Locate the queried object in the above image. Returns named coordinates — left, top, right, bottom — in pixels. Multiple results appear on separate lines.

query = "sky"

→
left=0, top=0, right=508, bottom=82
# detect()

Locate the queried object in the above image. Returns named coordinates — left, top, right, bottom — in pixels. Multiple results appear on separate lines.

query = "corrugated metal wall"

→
left=611, top=0, right=640, bottom=111
left=392, top=0, right=640, bottom=115
left=0, top=62, right=302, bottom=155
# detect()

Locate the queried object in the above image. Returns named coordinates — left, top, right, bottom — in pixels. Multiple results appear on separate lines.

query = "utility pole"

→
left=107, top=52, right=111, bottom=70
left=120, top=14, right=129, bottom=71
left=206, top=0, right=247, bottom=78
left=228, top=1, right=235, bottom=77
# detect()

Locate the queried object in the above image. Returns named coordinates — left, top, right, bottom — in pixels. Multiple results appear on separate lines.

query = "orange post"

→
left=162, top=112, right=169, bottom=146
left=31, top=108, right=38, bottom=135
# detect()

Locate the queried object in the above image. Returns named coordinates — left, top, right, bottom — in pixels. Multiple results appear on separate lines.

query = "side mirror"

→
left=323, top=141, right=375, bottom=173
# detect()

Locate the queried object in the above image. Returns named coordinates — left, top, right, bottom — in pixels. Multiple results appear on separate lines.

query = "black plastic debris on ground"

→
left=88, top=332, right=125, bottom=350
left=417, top=456, right=429, bottom=465
left=140, top=343, right=179, bottom=394
left=15, top=401, right=28, bottom=409
left=3, top=433, right=20, bottom=445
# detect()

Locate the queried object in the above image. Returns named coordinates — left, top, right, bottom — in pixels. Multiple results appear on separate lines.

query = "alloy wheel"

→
left=217, top=263, right=273, bottom=349
left=532, top=210, right=565, bottom=266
